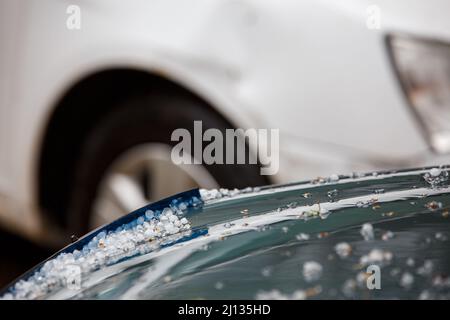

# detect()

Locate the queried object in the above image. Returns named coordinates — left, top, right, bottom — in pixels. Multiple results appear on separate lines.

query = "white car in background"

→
left=0, top=0, right=449, bottom=246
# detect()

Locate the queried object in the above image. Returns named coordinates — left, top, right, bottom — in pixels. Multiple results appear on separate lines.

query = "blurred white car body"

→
left=0, top=0, right=449, bottom=244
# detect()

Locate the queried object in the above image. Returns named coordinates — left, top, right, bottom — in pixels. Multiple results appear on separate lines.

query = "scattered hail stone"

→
left=214, top=282, right=224, bottom=290
left=163, top=275, right=172, bottom=283
left=435, top=232, right=447, bottom=241
left=334, top=242, right=352, bottom=258
left=255, top=289, right=285, bottom=300
left=224, top=222, right=232, bottom=228
left=255, top=289, right=308, bottom=300
left=372, top=172, right=379, bottom=177
left=282, top=226, right=289, bottom=234
left=382, top=211, right=395, bottom=217
left=390, top=268, right=401, bottom=277
left=296, top=233, right=310, bottom=241
left=423, top=168, right=448, bottom=188
left=199, top=187, right=244, bottom=201
left=356, top=271, right=370, bottom=287
left=425, top=201, right=442, bottom=211
left=145, top=209, right=155, bottom=220
left=327, top=189, right=338, bottom=202
left=290, top=290, right=307, bottom=300
left=304, top=205, right=320, bottom=218
left=351, top=172, right=365, bottom=179
left=302, top=192, right=312, bottom=198
left=242, top=187, right=253, bottom=193
left=442, top=210, right=449, bottom=218
left=261, top=266, right=273, bottom=277
left=430, top=168, right=441, bottom=177
left=360, top=223, right=374, bottom=241
left=257, top=225, right=269, bottom=232
left=418, top=290, right=432, bottom=300
left=311, top=177, right=327, bottom=184
left=374, top=188, right=385, bottom=194
left=329, top=174, right=340, bottom=182
left=199, top=189, right=221, bottom=200
left=341, top=279, right=357, bottom=298
left=417, top=260, right=434, bottom=276
left=317, top=232, right=329, bottom=239
left=302, top=261, right=323, bottom=282
left=400, top=272, right=414, bottom=289
left=382, top=231, right=395, bottom=241
left=406, top=258, right=415, bottom=267
left=2, top=199, right=194, bottom=300
left=432, top=275, right=450, bottom=288
left=240, top=209, right=249, bottom=215
left=282, top=250, right=292, bottom=257
left=372, top=204, right=381, bottom=210
left=360, top=249, right=393, bottom=267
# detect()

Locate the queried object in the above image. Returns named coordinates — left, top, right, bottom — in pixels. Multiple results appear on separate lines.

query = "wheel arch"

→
left=36, top=68, right=250, bottom=227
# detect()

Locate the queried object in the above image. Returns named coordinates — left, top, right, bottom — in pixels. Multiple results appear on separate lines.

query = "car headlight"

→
left=387, top=34, right=450, bottom=153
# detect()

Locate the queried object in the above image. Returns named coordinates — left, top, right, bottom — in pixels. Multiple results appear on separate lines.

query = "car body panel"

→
left=0, top=0, right=450, bottom=241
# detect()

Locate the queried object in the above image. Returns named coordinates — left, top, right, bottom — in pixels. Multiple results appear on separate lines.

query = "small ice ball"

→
left=430, top=168, right=442, bottom=177
left=144, top=229, right=155, bottom=239
left=406, top=258, right=415, bottom=267
left=360, top=248, right=393, bottom=266
left=214, top=282, right=224, bottom=290
left=296, top=233, right=310, bottom=241
left=178, top=202, right=187, bottom=211
left=329, top=174, right=339, bottom=182
left=382, top=231, right=394, bottom=241
left=302, top=261, right=323, bottom=282
left=361, top=223, right=374, bottom=241
left=334, top=242, right=352, bottom=258
left=400, top=272, right=414, bottom=288
left=145, top=210, right=154, bottom=220
left=137, top=217, right=145, bottom=225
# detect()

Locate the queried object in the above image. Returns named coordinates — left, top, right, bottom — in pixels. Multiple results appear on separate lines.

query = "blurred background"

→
left=1, top=0, right=450, bottom=287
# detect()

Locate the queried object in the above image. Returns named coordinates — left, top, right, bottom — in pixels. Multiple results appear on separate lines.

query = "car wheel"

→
left=67, top=92, right=270, bottom=234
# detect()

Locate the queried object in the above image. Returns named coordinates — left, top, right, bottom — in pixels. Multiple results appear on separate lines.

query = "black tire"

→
left=67, top=92, right=270, bottom=235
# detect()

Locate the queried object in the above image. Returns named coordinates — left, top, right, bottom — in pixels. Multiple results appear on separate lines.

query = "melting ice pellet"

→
left=334, top=242, right=352, bottom=258
left=302, top=261, right=323, bottom=282
left=360, top=223, right=374, bottom=241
